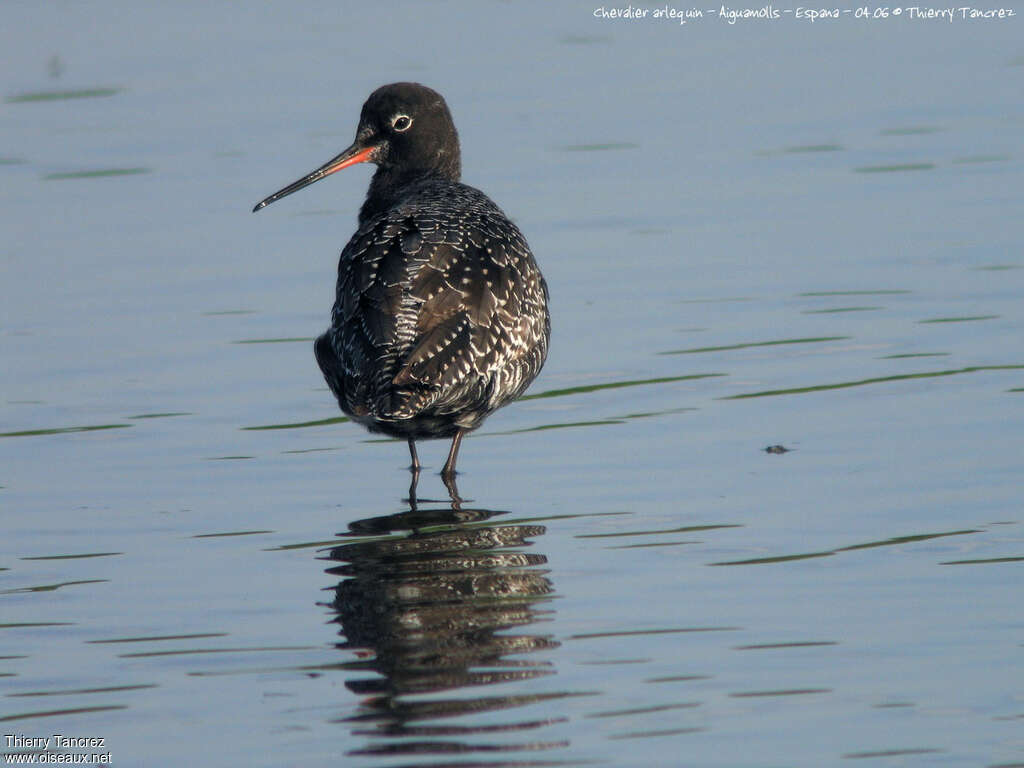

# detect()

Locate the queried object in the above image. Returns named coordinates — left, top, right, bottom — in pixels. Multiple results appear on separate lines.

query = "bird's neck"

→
left=359, top=160, right=461, bottom=224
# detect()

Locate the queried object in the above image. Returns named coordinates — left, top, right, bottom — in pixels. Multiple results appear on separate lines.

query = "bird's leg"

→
left=407, top=438, right=421, bottom=506
left=407, top=465, right=421, bottom=511
left=441, top=429, right=464, bottom=481
left=407, top=438, right=420, bottom=472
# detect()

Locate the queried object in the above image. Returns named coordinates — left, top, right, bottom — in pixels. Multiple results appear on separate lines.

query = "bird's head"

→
left=253, top=82, right=461, bottom=213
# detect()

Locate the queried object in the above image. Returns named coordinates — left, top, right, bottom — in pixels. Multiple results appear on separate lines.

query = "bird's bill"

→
left=252, top=142, right=376, bottom=212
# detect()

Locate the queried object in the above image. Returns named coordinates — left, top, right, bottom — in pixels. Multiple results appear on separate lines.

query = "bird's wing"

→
left=393, top=212, right=544, bottom=413
left=331, top=190, right=547, bottom=420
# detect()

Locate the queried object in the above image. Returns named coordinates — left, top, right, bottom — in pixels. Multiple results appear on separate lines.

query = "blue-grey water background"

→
left=2, top=2, right=1023, bottom=766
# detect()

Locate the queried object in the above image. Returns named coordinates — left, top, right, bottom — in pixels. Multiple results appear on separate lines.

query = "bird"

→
left=253, top=83, right=550, bottom=481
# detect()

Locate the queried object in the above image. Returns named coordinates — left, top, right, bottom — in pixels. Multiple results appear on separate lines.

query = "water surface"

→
left=2, top=2, right=1023, bottom=766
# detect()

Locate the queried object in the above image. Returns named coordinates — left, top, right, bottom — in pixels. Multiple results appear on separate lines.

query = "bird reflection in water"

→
left=324, top=475, right=570, bottom=762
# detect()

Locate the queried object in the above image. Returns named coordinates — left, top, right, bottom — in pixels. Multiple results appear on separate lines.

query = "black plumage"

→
left=254, top=83, right=549, bottom=479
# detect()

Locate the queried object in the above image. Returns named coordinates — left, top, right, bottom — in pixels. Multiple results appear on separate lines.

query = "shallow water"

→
left=2, top=2, right=1023, bottom=766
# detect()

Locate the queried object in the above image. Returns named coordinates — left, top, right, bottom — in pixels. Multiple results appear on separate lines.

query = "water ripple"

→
left=711, top=529, right=981, bottom=566
left=722, top=365, right=1024, bottom=400
left=6, top=87, right=124, bottom=103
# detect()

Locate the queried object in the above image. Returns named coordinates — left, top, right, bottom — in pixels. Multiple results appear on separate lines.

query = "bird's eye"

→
left=391, top=114, right=413, bottom=132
